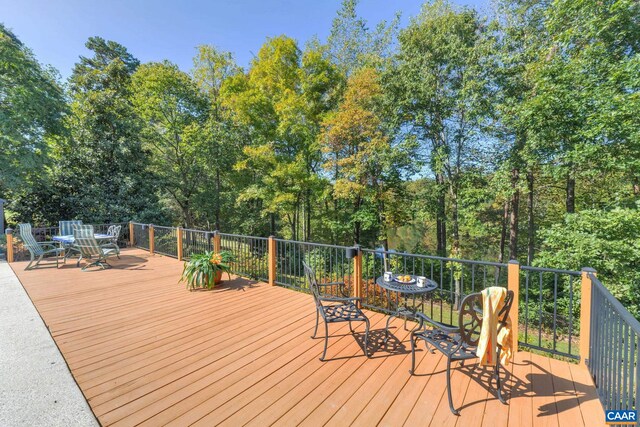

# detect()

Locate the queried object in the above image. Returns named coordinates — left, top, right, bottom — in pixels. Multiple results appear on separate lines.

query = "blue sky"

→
left=1, top=0, right=490, bottom=79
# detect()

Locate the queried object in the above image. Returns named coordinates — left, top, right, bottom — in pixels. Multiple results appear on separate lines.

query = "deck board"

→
left=10, top=248, right=603, bottom=426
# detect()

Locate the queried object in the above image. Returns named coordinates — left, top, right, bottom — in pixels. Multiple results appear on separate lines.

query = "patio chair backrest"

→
left=458, top=290, right=514, bottom=348
left=59, top=220, right=83, bottom=236
left=107, top=225, right=121, bottom=239
left=18, top=223, right=44, bottom=256
left=73, top=225, right=101, bottom=258
left=302, top=261, right=322, bottom=306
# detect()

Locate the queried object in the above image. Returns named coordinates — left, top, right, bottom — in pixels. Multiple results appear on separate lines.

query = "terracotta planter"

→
left=213, top=269, right=223, bottom=285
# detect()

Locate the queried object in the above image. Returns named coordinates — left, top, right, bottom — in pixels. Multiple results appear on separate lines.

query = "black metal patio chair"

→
left=303, top=261, right=370, bottom=361
left=409, top=289, right=514, bottom=415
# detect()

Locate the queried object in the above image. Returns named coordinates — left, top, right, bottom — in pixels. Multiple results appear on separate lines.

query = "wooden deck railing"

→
left=4, top=221, right=590, bottom=360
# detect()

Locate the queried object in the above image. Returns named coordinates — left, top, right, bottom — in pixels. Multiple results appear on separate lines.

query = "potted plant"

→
left=180, top=250, right=235, bottom=290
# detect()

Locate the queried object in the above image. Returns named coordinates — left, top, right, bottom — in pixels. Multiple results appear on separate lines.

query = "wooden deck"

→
left=10, top=249, right=604, bottom=426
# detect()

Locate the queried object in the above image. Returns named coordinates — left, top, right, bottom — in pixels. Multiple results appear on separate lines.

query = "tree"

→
left=131, top=61, right=208, bottom=226
left=0, top=24, right=66, bottom=192
left=48, top=37, right=160, bottom=223
left=326, top=0, right=399, bottom=76
left=490, top=0, right=549, bottom=262
left=389, top=0, right=492, bottom=256
left=227, top=36, right=340, bottom=240
left=192, top=45, right=242, bottom=230
left=321, top=67, right=413, bottom=246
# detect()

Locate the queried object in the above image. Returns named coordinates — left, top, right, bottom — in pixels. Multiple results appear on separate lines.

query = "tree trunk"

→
left=270, top=213, right=275, bottom=236
left=305, top=189, right=311, bottom=241
left=498, top=200, right=509, bottom=264
left=436, top=173, right=447, bottom=256
left=633, top=176, right=639, bottom=196
left=566, top=172, right=575, bottom=214
left=527, top=170, right=535, bottom=265
left=292, top=207, right=297, bottom=242
left=509, top=168, right=519, bottom=260
left=449, top=179, right=460, bottom=256
left=215, top=168, right=221, bottom=231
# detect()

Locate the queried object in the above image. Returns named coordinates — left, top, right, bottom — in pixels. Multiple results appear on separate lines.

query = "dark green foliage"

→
left=0, top=23, right=66, bottom=192
left=536, top=208, right=640, bottom=318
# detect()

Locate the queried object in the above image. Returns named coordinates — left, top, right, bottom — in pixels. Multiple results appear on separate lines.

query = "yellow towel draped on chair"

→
left=476, top=286, right=513, bottom=366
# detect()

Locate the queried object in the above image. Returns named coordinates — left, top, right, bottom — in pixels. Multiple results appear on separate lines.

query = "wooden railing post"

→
left=176, top=227, right=183, bottom=261
left=148, top=224, right=155, bottom=255
left=213, top=230, right=221, bottom=253
left=268, top=236, right=276, bottom=286
left=580, top=267, right=596, bottom=366
left=5, top=228, right=14, bottom=263
left=353, top=246, right=362, bottom=307
left=129, top=221, right=134, bottom=247
left=507, top=260, right=520, bottom=353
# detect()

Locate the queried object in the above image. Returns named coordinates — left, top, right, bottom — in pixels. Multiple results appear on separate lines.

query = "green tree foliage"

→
left=0, top=24, right=66, bottom=192
left=192, top=45, right=242, bottom=230
left=321, top=67, right=413, bottom=245
left=55, top=37, right=161, bottom=223
left=227, top=36, right=340, bottom=240
left=131, top=61, right=208, bottom=227
left=536, top=207, right=640, bottom=317
left=389, top=0, right=492, bottom=256
left=327, top=0, right=399, bottom=75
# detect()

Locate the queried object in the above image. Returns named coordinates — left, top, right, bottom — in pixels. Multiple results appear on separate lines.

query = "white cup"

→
left=384, top=271, right=393, bottom=282
left=417, top=276, right=427, bottom=287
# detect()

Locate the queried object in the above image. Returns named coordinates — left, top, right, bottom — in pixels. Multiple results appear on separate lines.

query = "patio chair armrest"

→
left=415, top=312, right=458, bottom=334
left=38, top=242, right=59, bottom=249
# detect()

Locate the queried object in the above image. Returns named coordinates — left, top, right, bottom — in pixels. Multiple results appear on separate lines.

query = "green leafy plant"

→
left=180, top=250, right=235, bottom=290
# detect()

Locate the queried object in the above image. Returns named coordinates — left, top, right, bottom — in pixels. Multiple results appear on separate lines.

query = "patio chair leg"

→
left=363, top=318, right=370, bottom=358
left=348, top=320, right=354, bottom=333
left=495, top=362, right=506, bottom=404
left=311, top=310, right=319, bottom=338
left=384, top=313, right=396, bottom=343
left=320, top=321, right=329, bottom=361
left=409, top=333, right=417, bottom=375
left=446, top=358, right=460, bottom=415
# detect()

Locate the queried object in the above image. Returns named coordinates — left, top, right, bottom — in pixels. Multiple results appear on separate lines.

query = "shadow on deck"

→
left=10, top=248, right=603, bottom=426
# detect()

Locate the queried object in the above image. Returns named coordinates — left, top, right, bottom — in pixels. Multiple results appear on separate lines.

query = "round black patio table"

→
left=375, top=275, right=438, bottom=342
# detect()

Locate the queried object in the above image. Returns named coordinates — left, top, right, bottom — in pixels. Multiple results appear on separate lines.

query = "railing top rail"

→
left=273, top=238, right=352, bottom=250
left=181, top=228, right=211, bottom=234
left=590, top=273, right=640, bottom=334
left=219, top=233, right=268, bottom=240
left=360, top=248, right=508, bottom=268
left=152, top=225, right=174, bottom=230
left=521, top=265, right=581, bottom=276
